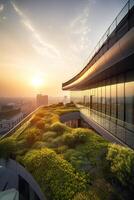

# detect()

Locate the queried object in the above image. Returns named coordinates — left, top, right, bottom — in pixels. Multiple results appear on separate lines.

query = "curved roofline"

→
left=62, top=0, right=134, bottom=90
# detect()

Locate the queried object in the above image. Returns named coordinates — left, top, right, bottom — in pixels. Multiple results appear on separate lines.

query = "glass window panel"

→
left=106, top=82, right=111, bottom=116
left=117, top=74, right=124, bottom=123
left=109, top=119, right=117, bottom=135
left=125, top=70, right=134, bottom=131
left=125, top=130, right=134, bottom=149
left=92, top=88, right=98, bottom=110
left=98, top=87, right=102, bottom=112
left=85, top=90, right=89, bottom=107
left=102, top=85, right=106, bottom=114
left=111, top=77, right=117, bottom=118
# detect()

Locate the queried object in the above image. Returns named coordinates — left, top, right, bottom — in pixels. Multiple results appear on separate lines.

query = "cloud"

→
left=69, top=6, right=91, bottom=53
left=11, top=1, right=60, bottom=58
left=0, top=4, right=4, bottom=12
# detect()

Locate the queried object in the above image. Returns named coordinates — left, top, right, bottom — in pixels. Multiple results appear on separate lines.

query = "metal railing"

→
left=87, top=0, right=134, bottom=62
left=63, top=0, right=134, bottom=88
left=0, top=106, right=42, bottom=140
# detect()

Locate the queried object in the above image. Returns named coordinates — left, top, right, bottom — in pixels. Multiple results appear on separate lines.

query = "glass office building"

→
left=63, top=0, right=134, bottom=149
left=70, top=70, right=134, bottom=148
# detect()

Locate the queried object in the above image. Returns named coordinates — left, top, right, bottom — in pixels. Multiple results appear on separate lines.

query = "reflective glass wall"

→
left=70, top=70, right=134, bottom=148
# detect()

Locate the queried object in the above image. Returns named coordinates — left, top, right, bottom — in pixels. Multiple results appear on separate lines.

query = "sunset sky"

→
left=0, top=0, right=126, bottom=97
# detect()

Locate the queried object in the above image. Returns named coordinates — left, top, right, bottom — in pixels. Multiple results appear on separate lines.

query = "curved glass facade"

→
left=70, top=70, right=134, bottom=148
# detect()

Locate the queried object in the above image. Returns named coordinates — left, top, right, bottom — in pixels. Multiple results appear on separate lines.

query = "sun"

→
left=31, top=76, right=44, bottom=88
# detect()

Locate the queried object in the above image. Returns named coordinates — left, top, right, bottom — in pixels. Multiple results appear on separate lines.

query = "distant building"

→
left=21, top=100, right=36, bottom=117
left=1, top=103, right=18, bottom=112
left=36, top=94, right=48, bottom=107
left=0, top=104, right=23, bottom=135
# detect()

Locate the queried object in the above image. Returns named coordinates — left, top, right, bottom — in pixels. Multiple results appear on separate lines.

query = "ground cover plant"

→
left=0, top=102, right=134, bottom=200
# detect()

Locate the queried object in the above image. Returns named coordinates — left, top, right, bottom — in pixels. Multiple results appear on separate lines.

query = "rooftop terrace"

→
left=0, top=103, right=134, bottom=199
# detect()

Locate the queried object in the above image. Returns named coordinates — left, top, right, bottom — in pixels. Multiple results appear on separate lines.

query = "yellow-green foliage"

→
left=30, top=115, right=41, bottom=125
left=32, top=141, right=46, bottom=149
left=73, top=191, right=100, bottom=200
left=106, top=144, right=134, bottom=186
left=50, top=122, right=71, bottom=135
left=36, top=120, right=45, bottom=129
left=73, top=177, right=121, bottom=200
left=23, top=148, right=87, bottom=200
left=63, top=128, right=88, bottom=148
left=26, top=127, right=42, bottom=147
left=42, top=131, right=57, bottom=141
left=0, top=137, right=16, bottom=158
left=0, top=103, right=134, bottom=199
left=90, top=178, right=121, bottom=200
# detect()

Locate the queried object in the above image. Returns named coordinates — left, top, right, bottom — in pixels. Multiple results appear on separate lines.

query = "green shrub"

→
left=44, top=118, right=52, bottom=124
left=74, top=130, right=108, bottom=168
left=50, top=122, right=70, bottom=135
left=36, top=120, right=45, bottom=130
left=73, top=179, right=120, bottom=200
left=64, top=149, right=90, bottom=171
left=55, top=145, right=68, bottom=154
left=36, top=111, right=45, bottom=117
left=106, top=144, right=134, bottom=187
left=65, top=102, right=75, bottom=107
left=90, top=178, right=121, bottom=200
left=44, top=123, right=50, bottom=132
left=63, top=129, right=88, bottom=148
left=15, top=139, right=28, bottom=155
left=0, top=137, right=16, bottom=158
left=57, top=102, right=64, bottom=106
left=42, top=131, right=57, bottom=141
left=32, top=141, right=44, bottom=148
left=26, top=128, right=42, bottom=147
left=23, top=148, right=87, bottom=200
left=48, top=136, right=64, bottom=148
left=50, top=114, right=59, bottom=123
left=73, top=191, right=100, bottom=200
left=30, top=115, right=41, bottom=125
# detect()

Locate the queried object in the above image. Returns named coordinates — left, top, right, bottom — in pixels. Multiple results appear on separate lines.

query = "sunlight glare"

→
left=31, top=76, right=44, bottom=88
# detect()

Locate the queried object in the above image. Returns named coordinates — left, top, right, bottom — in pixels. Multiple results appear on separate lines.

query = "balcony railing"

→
left=63, top=0, right=134, bottom=88
left=87, top=0, right=134, bottom=63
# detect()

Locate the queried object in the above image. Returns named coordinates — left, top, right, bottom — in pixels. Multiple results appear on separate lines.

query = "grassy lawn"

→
left=0, top=102, right=134, bottom=200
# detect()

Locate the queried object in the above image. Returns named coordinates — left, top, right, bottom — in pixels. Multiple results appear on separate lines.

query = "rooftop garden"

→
left=0, top=103, right=134, bottom=200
